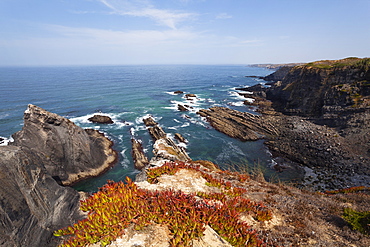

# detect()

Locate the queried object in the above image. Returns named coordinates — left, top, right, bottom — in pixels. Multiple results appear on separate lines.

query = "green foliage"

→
left=343, top=208, right=370, bottom=235
left=55, top=162, right=271, bottom=247
left=305, top=57, right=370, bottom=70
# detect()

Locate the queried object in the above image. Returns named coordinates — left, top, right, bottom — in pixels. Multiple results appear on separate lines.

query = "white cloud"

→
left=216, top=13, right=232, bottom=19
left=98, top=0, right=197, bottom=29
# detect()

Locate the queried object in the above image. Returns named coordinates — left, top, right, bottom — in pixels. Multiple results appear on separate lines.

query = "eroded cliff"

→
left=11, top=104, right=117, bottom=186
left=0, top=104, right=118, bottom=247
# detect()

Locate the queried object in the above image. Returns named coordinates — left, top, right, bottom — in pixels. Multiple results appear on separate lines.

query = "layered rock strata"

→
left=0, top=146, right=84, bottom=247
left=0, top=104, right=120, bottom=246
left=197, top=106, right=278, bottom=141
left=11, top=104, right=117, bottom=186
left=131, top=138, right=149, bottom=170
left=143, top=117, right=191, bottom=163
left=232, top=58, right=370, bottom=190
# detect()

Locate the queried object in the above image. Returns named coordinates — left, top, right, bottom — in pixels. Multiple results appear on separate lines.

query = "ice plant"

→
left=55, top=162, right=271, bottom=247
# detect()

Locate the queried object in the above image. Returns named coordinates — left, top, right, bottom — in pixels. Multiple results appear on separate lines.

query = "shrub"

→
left=343, top=208, right=370, bottom=235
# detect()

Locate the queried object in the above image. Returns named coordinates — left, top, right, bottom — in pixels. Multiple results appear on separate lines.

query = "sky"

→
left=0, top=0, right=370, bottom=66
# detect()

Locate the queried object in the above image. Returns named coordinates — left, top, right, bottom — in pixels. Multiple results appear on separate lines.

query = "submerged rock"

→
left=10, top=104, right=118, bottom=186
left=88, top=114, right=114, bottom=124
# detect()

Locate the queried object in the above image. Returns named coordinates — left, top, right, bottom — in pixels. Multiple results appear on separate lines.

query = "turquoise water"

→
left=0, top=65, right=297, bottom=192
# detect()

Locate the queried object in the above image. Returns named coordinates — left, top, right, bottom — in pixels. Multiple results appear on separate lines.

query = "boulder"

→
left=185, top=94, right=196, bottom=99
left=174, top=91, right=184, bottom=94
left=88, top=114, right=114, bottom=124
left=10, top=104, right=117, bottom=186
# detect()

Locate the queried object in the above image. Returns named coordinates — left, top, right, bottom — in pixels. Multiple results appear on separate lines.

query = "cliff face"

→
left=0, top=105, right=118, bottom=247
left=266, top=58, right=370, bottom=118
left=11, top=104, right=117, bottom=186
left=0, top=146, right=84, bottom=247
left=266, top=58, right=370, bottom=156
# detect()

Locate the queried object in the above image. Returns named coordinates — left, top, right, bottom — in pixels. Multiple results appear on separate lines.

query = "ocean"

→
left=0, top=65, right=300, bottom=192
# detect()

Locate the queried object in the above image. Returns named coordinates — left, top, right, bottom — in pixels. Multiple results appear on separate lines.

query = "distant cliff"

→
left=266, top=57, right=370, bottom=118
left=0, top=105, right=118, bottom=247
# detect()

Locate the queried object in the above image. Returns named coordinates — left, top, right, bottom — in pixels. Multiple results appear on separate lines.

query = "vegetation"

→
left=305, top=57, right=370, bottom=69
left=343, top=208, right=370, bottom=235
left=54, top=161, right=271, bottom=247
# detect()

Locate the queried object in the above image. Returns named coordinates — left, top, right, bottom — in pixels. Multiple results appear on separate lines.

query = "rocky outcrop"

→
left=0, top=146, right=84, bottom=247
left=174, top=133, right=186, bottom=143
left=0, top=104, right=122, bottom=246
left=265, top=58, right=370, bottom=160
left=88, top=114, right=114, bottom=124
left=131, top=138, right=149, bottom=170
left=142, top=117, right=191, bottom=164
left=266, top=58, right=370, bottom=117
left=10, top=104, right=118, bottom=186
left=197, top=107, right=278, bottom=141
left=177, top=104, right=189, bottom=112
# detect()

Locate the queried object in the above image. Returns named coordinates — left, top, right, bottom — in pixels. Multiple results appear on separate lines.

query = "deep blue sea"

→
left=0, top=65, right=299, bottom=192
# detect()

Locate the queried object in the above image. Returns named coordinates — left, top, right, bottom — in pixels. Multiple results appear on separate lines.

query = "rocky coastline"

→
left=227, top=57, right=370, bottom=190
left=0, top=104, right=118, bottom=246
left=1, top=58, right=369, bottom=246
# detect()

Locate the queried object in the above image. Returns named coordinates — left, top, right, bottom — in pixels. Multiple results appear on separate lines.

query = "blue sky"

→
left=1, top=0, right=369, bottom=66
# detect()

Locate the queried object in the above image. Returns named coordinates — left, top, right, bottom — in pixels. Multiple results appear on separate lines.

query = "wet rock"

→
left=148, top=126, right=167, bottom=141
left=88, top=114, right=114, bottom=124
left=174, top=133, right=186, bottom=143
left=177, top=104, right=189, bottom=112
left=143, top=117, right=158, bottom=127
left=131, top=138, right=149, bottom=170
left=174, top=90, right=184, bottom=94
left=185, top=93, right=196, bottom=99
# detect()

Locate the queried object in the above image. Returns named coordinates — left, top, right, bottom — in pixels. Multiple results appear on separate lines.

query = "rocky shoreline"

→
left=232, top=58, right=370, bottom=190
left=0, top=104, right=118, bottom=246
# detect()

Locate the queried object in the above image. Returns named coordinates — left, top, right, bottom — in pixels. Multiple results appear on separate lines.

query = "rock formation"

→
left=177, top=104, right=189, bottom=111
left=174, top=133, right=186, bottom=143
left=197, top=106, right=278, bottom=141
left=0, top=146, right=84, bottom=246
left=11, top=104, right=118, bottom=186
left=131, top=138, right=149, bottom=170
left=143, top=117, right=191, bottom=163
left=88, top=114, right=114, bottom=124
left=0, top=104, right=120, bottom=246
